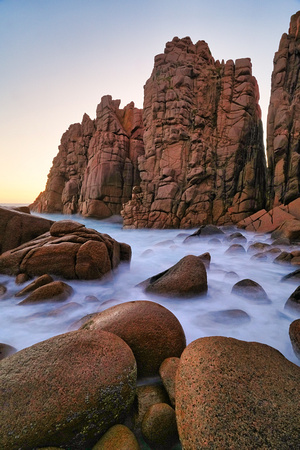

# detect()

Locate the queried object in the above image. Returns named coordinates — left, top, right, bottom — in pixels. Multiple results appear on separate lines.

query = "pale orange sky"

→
left=1, top=0, right=299, bottom=204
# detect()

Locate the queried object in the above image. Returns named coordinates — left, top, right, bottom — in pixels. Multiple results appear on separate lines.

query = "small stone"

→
left=0, top=343, right=17, bottom=360
left=18, top=281, right=73, bottom=305
left=225, top=244, right=246, bottom=254
left=92, top=424, right=139, bottom=450
left=289, top=319, right=300, bottom=359
left=141, top=403, right=178, bottom=448
left=159, top=357, right=180, bottom=407
left=284, top=286, right=300, bottom=312
left=15, top=274, right=54, bottom=297
left=232, top=279, right=269, bottom=301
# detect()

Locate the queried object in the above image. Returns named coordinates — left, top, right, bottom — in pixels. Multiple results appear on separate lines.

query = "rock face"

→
left=0, top=220, right=131, bottom=280
left=176, top=336, right=300, bottom=449
left=267, top=11, right=300, bottom=206
left=122, top=36, right=266, bottom=228
left=0, top=329, right=137, bottom=449
left=31, top=96, right=144, bottom=218
left=0, top=206, right=53, bottom=254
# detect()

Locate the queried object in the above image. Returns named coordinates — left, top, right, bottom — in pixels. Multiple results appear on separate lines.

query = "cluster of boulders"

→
left=0, top=209, right=300, bottom=447
left=0, top=218, right=131, bottom=281
left=0, top=299, right=299, bottom=449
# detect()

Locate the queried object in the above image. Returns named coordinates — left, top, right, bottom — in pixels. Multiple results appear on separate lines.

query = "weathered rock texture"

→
left=0, top=220, right=131, bottom=280
left=0, top=329, right=137, bottom=449
left=267, top=11, right=300, bottom=207
left=0, top=206, right=53, bottom=254
left=31, top=96, right=144, bottom=218
left=122, top=36, right=266, bottom=228
left=176, top=336, right=300, bottom=449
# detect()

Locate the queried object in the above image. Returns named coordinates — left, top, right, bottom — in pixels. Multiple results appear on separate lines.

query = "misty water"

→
left=0, top=212, right=299, bottom=367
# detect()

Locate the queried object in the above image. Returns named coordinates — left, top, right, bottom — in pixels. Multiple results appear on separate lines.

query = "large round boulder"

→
left=0, top=329, right=137, bottom=449
left=80, top=300, right=186, bottom=377
left=141, top=255, right=207, bottom=297
left=175, top=336, right=300, bottom=449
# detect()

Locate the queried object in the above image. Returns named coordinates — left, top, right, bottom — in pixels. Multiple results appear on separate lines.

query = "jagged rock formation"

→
left=267, top=11, right=300, bottom=207
left=121, top=37, right=266, bottom=228
left=31, top=96, right=144, bottom=218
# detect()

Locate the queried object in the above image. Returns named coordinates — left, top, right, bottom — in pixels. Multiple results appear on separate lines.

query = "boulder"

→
left=80, top=300, right=186, bottom=377
left=18, top=281, right=73, bottom=305
left=92, top=424, right=140, bottom=450
left=15, top=274, right=54, bottom=297
left=0, top=220, right=131, bottom=280
left=197, top=309, right=251, bottom=326
left=231, top=278, right=268, bottom=301
left=159, top=357, right=180, bottom=407
left=141, top=255, right=207, bottom=298
left=141, top=403, right=178, bottom=448
left=273, top=251, right=293, bottom=265
left=0, top=329, right=137, bottom=449
left=225, top=244, right=246, bottom=254
left=133, top=384, right=171, bottom=428
left=289, top=319, right=300, bottom=359
left=176, top=336, right=300, bottom=449
left=0, top=206, right=53, bottom=254
left=184, top=226, right=224, bottom=243
left=0, top=343, right=17, bottom=360
left=0, top=283, right=7, bottom=297
left=271, top=219, right=300, bottom=243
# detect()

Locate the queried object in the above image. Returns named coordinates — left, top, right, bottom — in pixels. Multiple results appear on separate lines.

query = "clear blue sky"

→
left=1, top=0, right=299, bottom=203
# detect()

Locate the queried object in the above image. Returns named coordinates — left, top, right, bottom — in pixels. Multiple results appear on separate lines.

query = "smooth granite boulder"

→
left=176, top=336, right=300, bottom=449
left=141, top=255, right=207, bottom=298
left=0, top=329, right=137, bottom=449
left=80, top=300, right=186, bottom=377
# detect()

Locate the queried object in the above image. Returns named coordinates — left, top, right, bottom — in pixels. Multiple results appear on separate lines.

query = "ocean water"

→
left=0, top=210, right=299, bottom=367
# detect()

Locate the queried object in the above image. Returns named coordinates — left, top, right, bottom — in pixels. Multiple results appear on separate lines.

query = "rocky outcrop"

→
left=0, top=206, right=53, bottom=254
left=0, top=220, right=131, bottom=280
left=267, top=11, right=300, bottom=206
left=31, top=96, right=144, bottom=218
left=122, top=36, right=266, bottom=228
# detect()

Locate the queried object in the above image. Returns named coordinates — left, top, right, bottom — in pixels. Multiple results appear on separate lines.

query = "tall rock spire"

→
left=122, top=37, right=266, bottom=228
left=267, top=11, right=300, bottom=207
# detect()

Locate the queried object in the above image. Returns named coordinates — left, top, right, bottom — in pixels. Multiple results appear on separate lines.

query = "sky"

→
left=0, top=0, right=299, bottom=204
